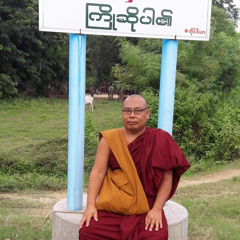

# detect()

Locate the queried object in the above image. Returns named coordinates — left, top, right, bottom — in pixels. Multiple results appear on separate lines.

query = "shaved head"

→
left=121, top=94, right=150, bottom=134
left=123, top=94, right=148, bottom=109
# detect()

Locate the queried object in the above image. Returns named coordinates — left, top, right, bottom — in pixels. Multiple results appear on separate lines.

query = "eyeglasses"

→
left=122, top=108, right=148, bottom=115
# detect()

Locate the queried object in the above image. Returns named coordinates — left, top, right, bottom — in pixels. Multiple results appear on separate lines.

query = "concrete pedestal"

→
left=52, top=196, right=188, bottom=240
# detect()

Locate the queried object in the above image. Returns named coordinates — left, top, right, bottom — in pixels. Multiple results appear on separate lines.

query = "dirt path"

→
left=179, top=169, right=240, bottom=187
left=0, top=190, right=68, bottom=217
left=0, top=168, right=239, bottom=223
left=1, top=169, right=239, bottom=205
left=87, top=93, right=119, bottom=100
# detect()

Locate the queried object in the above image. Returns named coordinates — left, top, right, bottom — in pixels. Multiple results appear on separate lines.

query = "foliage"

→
left=140, top=86, right=240, bottom=163
left=0, top=97, right=239, bottom=193
left=112, top=80, right=138, bottom=93
left=212, top=0, right=239, bottom=22
left=0, top=173, right=66, bottom=192
left=141, top=88, right=159, bottom=127
left=86, top=76, right=95, bottom=90
left=111, top=5, right=240, bottom=164
left=86, top=35, right=120, bottom=89
left=206, top=88, right=240, bottom=161
left=178, top=7, right=240, bottom=92
left=0, top=0, right=68, bottom=98
left=0, top=1, right=123, bottom=98
left=112, top=38, right=161, bottom=91
left=1, top=1, right=239, bottom=98
left=112, top=7, right=240, bottom=93
left=84, top=112, right=98, bottom=175
left=0, top=73, right=18, bottom=98
left=174, top=80, right=221, bottom=160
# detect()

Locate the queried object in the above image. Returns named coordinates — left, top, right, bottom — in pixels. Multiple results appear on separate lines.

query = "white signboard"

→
left=39, top=0, right=212, bottom=41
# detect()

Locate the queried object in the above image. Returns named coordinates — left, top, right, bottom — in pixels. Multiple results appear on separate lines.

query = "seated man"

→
left=79, top=94, right=190, bottom=240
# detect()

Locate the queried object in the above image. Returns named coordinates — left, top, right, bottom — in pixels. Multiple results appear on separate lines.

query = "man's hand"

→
left=79, top=206, right=98, bottom=228
left=145, top=208, right=162, bottom=231
left=145, top=169, right=172, bottom=231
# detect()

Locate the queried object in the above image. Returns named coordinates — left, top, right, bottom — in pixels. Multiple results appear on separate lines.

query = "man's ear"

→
left=147, top=109, right=150, bottom=119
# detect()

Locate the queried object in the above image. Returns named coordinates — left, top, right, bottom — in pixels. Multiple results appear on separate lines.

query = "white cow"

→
left=85, top=95, right=94, bottom=112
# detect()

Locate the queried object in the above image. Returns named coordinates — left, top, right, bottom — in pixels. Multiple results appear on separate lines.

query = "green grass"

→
left=0, top=98, right=123, bottom=192
left=0, top=194, right=52, bottom=239
left=0, top=98, right=69, bottom=153
left=181, top=157, right=240, bottom=179
left=0, top=98, right=122, bottom=153
left=0, top=97, right=240, bottom=239
left=0, top=97, right=239, bottom=190
left=0, top=177, right=239, bottom=240
left=91, top=99, right=123, bottom=131
left=172, top=177, right=240, bottom=240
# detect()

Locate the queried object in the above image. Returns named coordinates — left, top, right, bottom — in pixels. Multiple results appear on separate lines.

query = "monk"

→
left=79, top=94, right=190, bottom=240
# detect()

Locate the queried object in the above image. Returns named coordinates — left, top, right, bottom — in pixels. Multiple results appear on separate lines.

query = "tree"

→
left=212, top=0, right=239, bottom=22
left=178, top=6, right=240, bottom=92
left=111, top=38, right=162, bottom=91
left=112, top=6, right=240, bottom=93
left=86, top=35, right=120, bottom=91
left=0, top=0, right=68, bottom=98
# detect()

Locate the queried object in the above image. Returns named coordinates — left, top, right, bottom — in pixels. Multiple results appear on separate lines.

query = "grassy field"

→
left=0, top=98, right=122, bottom=191
left=173, top=176, right=240, bottom=240
left=0, top=174, right=239, bottom=240
left=0, top=98, right=239, bottom=239
left=0, top=98, right=122, bottom=154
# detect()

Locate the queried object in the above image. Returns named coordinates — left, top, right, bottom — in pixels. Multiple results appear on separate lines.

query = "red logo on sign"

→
left=126, top=0, right=133, bottom=2
left=185, top=28, right=205, bottom=35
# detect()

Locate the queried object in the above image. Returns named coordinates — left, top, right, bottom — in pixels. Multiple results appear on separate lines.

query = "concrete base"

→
left=52, top=196, right=188, bottom=240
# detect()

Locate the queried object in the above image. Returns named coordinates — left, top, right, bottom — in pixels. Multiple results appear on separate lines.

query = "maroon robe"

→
left=79, top=127, right=190, bottom=240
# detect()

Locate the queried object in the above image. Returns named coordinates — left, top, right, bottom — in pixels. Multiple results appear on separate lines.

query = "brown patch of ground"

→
left=0, top=190, right=67, bottom=204
left=0, top=169, right=239, bottom=217
left=0, top=190, right=67, bottom=217
left=87, top=93, right=119, bottom=100
left=179, top=169, right=240, bottom=187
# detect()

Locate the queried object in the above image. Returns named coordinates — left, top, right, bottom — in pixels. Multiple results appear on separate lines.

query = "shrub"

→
left=140, top=84, right=240, bottom=163
left=141, top=88, right=159, bottom=128
left=84, top=112, right=98, bottom=176
left=206, top=90, right=240, bottom=161
left=0, top=173, right=66, bottom=192
left=0, top=74, right=18, bottom=99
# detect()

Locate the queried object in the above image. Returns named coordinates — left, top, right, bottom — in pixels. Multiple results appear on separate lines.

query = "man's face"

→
left=121, top=97, right=150, bottom=133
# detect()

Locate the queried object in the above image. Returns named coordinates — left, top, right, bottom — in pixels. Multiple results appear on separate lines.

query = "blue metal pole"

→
left=158, top=39, right=178, bottom=135
left=67, top=34, right=86, bottom=210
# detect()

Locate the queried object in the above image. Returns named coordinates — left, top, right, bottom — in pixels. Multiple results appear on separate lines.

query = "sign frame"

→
left=39, top=0, right=212, bottom=41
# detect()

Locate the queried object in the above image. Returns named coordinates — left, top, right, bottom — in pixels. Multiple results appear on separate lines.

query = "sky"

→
left=233, top=0, right=239, bottom=7
left=232, top=0, right=240, bottom=32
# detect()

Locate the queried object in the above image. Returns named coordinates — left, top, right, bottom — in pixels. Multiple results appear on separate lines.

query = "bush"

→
left=141, top=85, right=240, bottom=163
left=0, top=137, right=68, bottom=177
left=141, top=88, right=159, bottom=128
left=32, top=137, right=68, bottom=177
left=173, top=80, right=220, bottom=160
left=0, top=74, right=18, bottom=99
left=206, top=89, right=240, bottom=161
left=84, top=112, right=98, bottom=176
left=0, top=173, right=67, bottom=192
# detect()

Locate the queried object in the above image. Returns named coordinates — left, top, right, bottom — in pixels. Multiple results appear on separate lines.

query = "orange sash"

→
left=96, top=128, right=150, bottom=215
